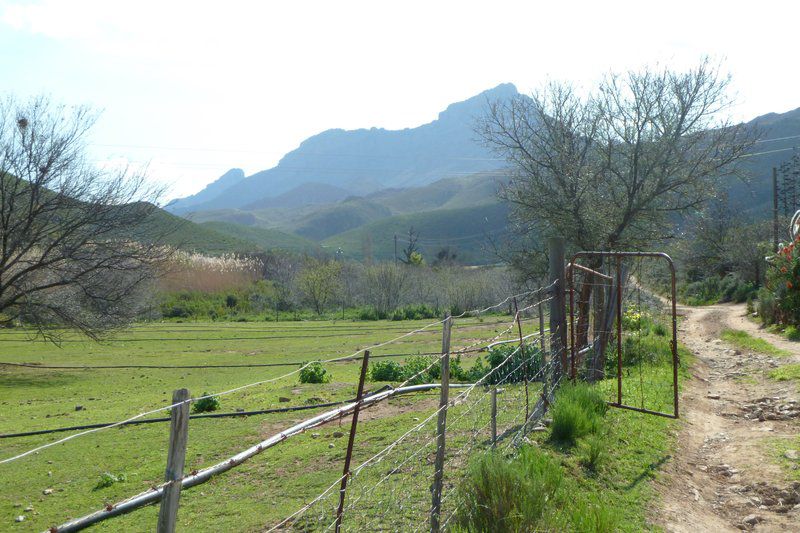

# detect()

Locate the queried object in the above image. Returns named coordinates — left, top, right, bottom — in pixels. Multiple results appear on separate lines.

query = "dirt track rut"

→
left=653, top=304, right=800, bottom=532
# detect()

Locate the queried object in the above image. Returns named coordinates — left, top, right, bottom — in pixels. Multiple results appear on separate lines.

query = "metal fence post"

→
left=548, top=237, right=567, bottom=386
left=430, top=314, right=452, bottom=533
left=335, top=350, right=371, bottom=533
left=157, top=388, right=190, bottom=533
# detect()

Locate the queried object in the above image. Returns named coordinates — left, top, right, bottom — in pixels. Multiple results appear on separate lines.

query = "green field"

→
left=0, top=317, right=536, bottom=531
left=0, top=315, right=684, bottom=532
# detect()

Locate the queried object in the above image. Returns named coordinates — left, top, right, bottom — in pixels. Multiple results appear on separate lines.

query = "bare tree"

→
left=479, top=60, right=756, bottom=378
left=296, top=258, right=342, bottom=315
left=400, top=226, right=423, bottom=265
left=363, top=262, right=408, bottom=316
left=0, top=96, right=172, bottom=340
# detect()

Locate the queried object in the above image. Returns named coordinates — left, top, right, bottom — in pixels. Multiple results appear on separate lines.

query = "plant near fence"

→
left=763, top=234, right=800, bottom=325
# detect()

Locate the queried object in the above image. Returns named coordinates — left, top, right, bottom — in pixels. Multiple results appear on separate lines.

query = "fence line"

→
left=46, top=291, right=554, bottom=533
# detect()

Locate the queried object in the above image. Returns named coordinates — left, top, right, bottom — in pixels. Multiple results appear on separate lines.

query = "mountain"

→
left=731, top=107, right=800, bottom=215
left=166, top=168, right=246, bottom=212
left=167, top=83, right=517, bottom=214
left=242, top=182, right=353, bottom=210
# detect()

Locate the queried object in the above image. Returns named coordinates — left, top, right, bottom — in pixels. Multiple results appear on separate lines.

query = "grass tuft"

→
left=549, top=383, right=606, bottom=445
left=720, top=329, right=789, bottom=357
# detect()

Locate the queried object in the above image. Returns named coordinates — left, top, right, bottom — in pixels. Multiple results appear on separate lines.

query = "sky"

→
left=2, top=0, right=799, bottom=202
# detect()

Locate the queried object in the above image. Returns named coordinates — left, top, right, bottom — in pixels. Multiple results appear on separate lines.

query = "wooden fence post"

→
left=490, top=386, right=497, bottom=449
left=548, top=237, right=567, bottom=386
left=430, top=314, right=452, bottom=533
left=538, top=296, right=549, bottom=405
left=512, top=297, right=529, bottom=426
left=157, top=388, right=190, bottom=533
left=335, top=350, right=370, bottom=533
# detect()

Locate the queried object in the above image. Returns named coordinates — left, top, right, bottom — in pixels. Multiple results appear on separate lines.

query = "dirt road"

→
left=653, top=304, right=800, bottom=532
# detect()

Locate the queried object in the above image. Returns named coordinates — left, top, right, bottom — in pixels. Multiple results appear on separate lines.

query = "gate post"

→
left=548, top=237, right=567, bottom=386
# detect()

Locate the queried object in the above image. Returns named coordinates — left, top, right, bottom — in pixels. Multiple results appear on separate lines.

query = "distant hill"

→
left=242, top=182, right=353, bottom=210
left=166, top=168, right=246, bottom=213
left=730, top=107, right=800, bottom=215
left=322, top=202, right=510, bottom=264
left=291, top=197, right=392, bottom=240
left=166, top=84, right=516, bottom=214
left=133, top=205, right=260, bottom=255
left=200, top=221, right=319, bottom=253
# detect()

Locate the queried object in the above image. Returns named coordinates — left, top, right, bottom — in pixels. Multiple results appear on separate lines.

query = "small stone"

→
left=328, top=443, right=335, bottom=449
left=311, top=433, right=320, bottom=439
left=707, top=394, right=721, bottom=400
left=412, top=417, right=420, bottom=422
left=42, top=489, right=53, bottom=495
left=235, top=408, right=245, bottom=413
left=542, top=418, right=553, bottom=427
left=15, top=516, right=24, bottom=523
left=332, top=431, right=345, bottom=438
left=784, top=449, right=799, bottom=460
left=530, top=426, right=547, bottom=432
left=75, top=405, right=84, bottom=411
left=743, top=514, right=762, bottom=526
left=278, top=397, right=291, bottom=403
left=23, top=506, right=33, bottom=512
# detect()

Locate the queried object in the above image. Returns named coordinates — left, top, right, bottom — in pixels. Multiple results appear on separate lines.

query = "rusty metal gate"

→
left=568, top=252, right=679, bottom=418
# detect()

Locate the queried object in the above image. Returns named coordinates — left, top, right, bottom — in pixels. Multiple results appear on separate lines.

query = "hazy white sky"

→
left=2, top=0, right=798, bottom=201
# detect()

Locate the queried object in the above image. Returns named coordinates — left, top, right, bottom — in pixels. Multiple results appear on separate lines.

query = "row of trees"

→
left=263, top=255, right=514, bottom=317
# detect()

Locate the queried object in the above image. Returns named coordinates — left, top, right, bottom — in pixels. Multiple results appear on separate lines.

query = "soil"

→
left=652, top=303, right=800, bottom=532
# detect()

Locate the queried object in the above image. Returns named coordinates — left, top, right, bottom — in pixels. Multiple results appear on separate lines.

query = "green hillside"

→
left=138, top=207, right=261, bottom=254
left=201, top=221, right=319, bottom=253
left=367, top=171, right=505, bottom=213
left=291, top=197, right=392, bottom=240
left=322, top=202, right=510, bottom=264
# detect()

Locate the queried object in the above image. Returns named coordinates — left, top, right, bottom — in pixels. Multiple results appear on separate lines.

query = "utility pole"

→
left=774, top=166, right=780, bottom=252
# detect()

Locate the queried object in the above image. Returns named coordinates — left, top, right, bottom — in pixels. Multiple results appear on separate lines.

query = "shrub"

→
left=192, top=393, right=221, bottom=413
left=299, top=361, right=331, bottom=384
left=225, top=294, right=238, bottom=308
left=549, top=383, right=605, bottom=445
left=402, top=355, right=439, bottom=385
left=94, top=472, right=127, bottom=490
left=369, top=360, right=404, bottom=382
left=484, top=344, right=542, bottom=385
left=757, top=287, right=778, bottom=325
left=454, top=448, right=562, bottom=533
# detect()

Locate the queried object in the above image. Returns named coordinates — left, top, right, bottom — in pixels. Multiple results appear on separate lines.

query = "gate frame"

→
left=568, top=251, right=679, bottom=419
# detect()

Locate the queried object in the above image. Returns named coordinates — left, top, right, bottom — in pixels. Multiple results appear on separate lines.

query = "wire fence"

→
left=3, top=284, right=562, bottom=532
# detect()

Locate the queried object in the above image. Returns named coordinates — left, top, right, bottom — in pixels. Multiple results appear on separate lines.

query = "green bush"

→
left=299, top=361, right=331, bottom=384
left=454, top=448, right=562, bottom=533
left=549, top=383, right=605, bottom=445
left=192, top=392, right=221, bottom=413
left=679, top=274, right=756, bottom=306
left=484, top=344, right=542, bottom=385
left=757, top=287, right=778, bottom=325
left=94, top=472, right=127, bottom=490
left=402, top=355, right=439, bottom=385
left=369, top=360, right=405, bottom=382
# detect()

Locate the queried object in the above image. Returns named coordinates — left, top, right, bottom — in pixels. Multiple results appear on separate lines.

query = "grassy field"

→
left=1, top=314, right=685, bottom=532
left=0, top=316, right=536, bottom=531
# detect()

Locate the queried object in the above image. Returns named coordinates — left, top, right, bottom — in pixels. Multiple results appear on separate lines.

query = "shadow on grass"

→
left=620, top=454, right=671, bottom=491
